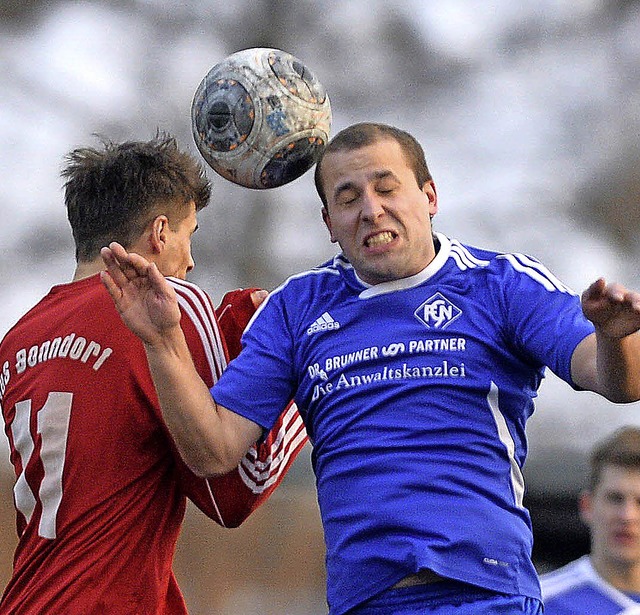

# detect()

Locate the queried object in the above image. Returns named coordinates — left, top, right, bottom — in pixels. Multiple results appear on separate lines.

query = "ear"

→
left=148, top=215, right=169, bottom=254
left=322, top=206, right=338, bottom=243
left=578, top=490, right=593, bottom=527
left=422, top=181, right=438, bottom=219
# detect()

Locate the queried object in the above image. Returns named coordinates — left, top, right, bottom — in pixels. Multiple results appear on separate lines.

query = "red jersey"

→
left=0, top=274, right=307, bottom=614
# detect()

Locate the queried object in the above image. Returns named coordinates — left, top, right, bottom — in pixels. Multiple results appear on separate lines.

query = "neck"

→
left=591, top=555, right=640, bottom=593
left=72, top=258, right=104, bottom=282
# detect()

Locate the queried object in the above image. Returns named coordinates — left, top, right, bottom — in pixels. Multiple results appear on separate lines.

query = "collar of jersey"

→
left=352, top=232, right=451, bottom=299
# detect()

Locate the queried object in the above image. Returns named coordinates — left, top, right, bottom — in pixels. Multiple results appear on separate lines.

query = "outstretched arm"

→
left=100, top=242, right=262, bottom=476
left=571, top=278, right=640, bottom=402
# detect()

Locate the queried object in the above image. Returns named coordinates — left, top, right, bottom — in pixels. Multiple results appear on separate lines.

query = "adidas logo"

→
left=306, top=312, right=341, bottom=336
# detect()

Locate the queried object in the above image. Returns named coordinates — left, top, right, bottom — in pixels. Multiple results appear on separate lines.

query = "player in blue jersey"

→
left=541, top=427, right=640, bottom=614
left=100, top=122, right=640, bottom=615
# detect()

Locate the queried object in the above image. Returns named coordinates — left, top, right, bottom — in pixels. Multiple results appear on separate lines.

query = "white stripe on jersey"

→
left=244, top=266, right=341, bottom=334
left=498, top=253, right=575, bottom=294
left=168, top=277, right=227, bottom=380
left=487, top=382, right=525, bottom=509
left=167, top=278, right=228, bottom=526
left=242, top=416, right=306, bottom=479
left=239, top=407, right=307, bottom=494
left=333, top=254, right=353, bottom=271
left=203, top=476, right=227, bottom=527
left=542, top=556, right=640, bottom=610
left=242, top=403, right=302, bottom=470
left=542, top=557, right=590, bottom=598
left=449, top=240, right=490, bottom=270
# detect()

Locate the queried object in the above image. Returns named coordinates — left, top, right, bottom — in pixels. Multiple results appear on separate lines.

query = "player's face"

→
left=155, top=202, right=198, bottom=280
left=320, top=138, right=438, bottom=286
left=581, top=464, right=640, bottom=570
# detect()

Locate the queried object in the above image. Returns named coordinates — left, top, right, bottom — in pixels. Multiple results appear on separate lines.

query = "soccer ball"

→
left=191, top=47, right=332, bottom=190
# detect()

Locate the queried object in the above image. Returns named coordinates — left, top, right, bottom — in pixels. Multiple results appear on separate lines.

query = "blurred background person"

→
left=541, top=426, right=640, bottom=614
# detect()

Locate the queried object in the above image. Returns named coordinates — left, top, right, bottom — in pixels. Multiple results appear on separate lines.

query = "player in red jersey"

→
left=0, top=135, right=307, bottom=614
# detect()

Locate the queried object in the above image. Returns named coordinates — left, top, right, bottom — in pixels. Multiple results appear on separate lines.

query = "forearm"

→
left=144, top=325, right=260, bottom=476
left=576, top=279, right=640, bottom=402
left=99, top=244, right=263, bottom=471
left=596, top=330, right=640, bottom=403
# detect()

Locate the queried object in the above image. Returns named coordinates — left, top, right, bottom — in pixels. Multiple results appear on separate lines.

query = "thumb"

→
left=251, top=289, right=269, bottom=308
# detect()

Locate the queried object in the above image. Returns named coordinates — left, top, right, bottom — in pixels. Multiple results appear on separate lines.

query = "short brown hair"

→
left=62, top=133, right=211, bottom=261
left=313, top=122, right=433, bottom=206
left=588, top=427, right=640, bottom=490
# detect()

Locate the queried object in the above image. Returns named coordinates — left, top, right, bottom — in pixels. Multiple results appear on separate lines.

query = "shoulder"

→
left=267, top=258, right=345, bottom=302
left=540, top=556, right=593, bottom=600
left=243, top=259, right=347, bottom=339
left=445, top=236, right=498, bottom=267
left=167, top=276, right=215, bottom=307
left=166, top=277, right=226, bottom=372
left=494, top=252, right=575, bottom=294
left=167, top=277, right=218, bottom=324
left=444, top=235, right=578, bottom=298
left=540, top=557, right=634, bottom=614
left=286, top=257, right=343, bottom=286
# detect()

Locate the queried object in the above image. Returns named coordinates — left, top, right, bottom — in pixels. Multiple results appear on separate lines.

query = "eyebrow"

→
left=332, top=170, right=396, bottom=201
left=333, top=181, right=357, bottom=201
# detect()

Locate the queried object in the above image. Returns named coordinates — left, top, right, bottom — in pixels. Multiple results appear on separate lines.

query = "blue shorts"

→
left=346, top=580, right=543, bottom=614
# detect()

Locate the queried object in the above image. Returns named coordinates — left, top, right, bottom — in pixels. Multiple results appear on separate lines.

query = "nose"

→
left=186, top=252, right=195, bottom=273
left=619, top=499, right=640, bottom=522
left=360, top=191, right=385, bottom=221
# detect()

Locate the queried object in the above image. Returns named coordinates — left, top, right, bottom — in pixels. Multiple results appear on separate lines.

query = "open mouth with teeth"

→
left=365, top=231, right=396, bottom=247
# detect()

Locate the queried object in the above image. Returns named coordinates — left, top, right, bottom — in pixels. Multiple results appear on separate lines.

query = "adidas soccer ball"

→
left=191, top=47, right=332, bottom=190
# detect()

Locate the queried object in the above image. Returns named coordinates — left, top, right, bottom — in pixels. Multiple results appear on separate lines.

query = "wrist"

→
left=143, top=323, right=187, bottom=358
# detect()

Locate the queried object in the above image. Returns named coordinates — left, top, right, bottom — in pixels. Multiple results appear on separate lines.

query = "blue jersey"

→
left=212, top=234, right=594, bottom=615
left=541, top=556, right=640, bottom=614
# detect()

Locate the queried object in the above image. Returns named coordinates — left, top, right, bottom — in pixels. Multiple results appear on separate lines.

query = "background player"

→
left=541, top=426, right=640, bottom=614
left=100, top=122, right=640, bottom=615
left=0, top=134, right=306, bottom=614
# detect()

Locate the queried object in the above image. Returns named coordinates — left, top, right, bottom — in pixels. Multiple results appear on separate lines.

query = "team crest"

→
left=414, top=293, right=462, bottom=330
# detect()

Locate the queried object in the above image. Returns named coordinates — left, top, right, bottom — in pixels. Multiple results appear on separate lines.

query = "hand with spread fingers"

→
left=581, top=278, right=640, bottom=340
left=100, top=241, right=182, bottom=346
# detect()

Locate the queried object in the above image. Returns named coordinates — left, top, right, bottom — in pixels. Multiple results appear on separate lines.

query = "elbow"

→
left=172, top=410, right=261, bottom=478
left=599, top=384, right=640, bottom=405
left=182, top=448, right=242, bottom=478
left=608, top=393, right=640, bottom=405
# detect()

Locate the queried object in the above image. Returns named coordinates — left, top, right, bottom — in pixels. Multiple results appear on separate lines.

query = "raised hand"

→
left=250, top=289, right=269, bottom=309
left=581, top=278, right=640, bottom=340
left=100, top=242, right=182, bottom=346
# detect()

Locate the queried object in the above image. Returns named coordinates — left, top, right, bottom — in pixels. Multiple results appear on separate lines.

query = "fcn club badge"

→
left=414, top=293, right=462, bottom=330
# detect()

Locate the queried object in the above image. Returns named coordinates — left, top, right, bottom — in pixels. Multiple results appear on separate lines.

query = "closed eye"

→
left=336, top=190, right=359, bottom=207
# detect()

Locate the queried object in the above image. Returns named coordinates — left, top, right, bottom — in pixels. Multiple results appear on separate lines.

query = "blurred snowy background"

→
left=1, top=0, right=640, bottom=612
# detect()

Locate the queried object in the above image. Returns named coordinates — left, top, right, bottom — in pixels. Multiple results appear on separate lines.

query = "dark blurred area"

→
left=528, top=493, right=589, bottom=575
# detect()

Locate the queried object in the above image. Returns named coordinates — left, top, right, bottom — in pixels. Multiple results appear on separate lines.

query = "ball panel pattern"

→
left=191, top=48, right=331, bottom=189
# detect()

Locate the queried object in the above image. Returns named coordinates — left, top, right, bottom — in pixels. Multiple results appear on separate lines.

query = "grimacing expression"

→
left=320, top=138, right=438, bottom=286
left=581, top=464, right=640, bottom=568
